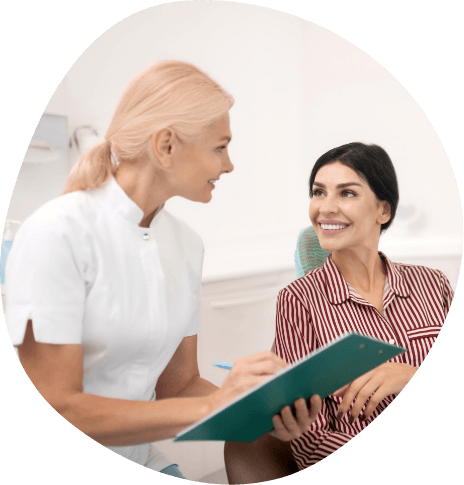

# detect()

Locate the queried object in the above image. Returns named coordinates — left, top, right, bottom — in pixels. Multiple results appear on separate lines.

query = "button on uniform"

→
left=388, top=338, right=395, bottom=345
left=143, top=234, right=150, bottom=241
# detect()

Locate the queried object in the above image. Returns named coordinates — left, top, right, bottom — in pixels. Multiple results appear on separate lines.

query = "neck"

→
left=114, top=158, right=174, bottom=228
left=332, top=247, right=386, bottom=293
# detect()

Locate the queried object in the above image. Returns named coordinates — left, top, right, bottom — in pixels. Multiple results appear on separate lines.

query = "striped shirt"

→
left=274, top=253, right=454, bottom=469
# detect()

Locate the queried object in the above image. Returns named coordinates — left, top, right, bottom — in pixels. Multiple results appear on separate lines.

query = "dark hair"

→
left=309, top=142, right=399, bottom=233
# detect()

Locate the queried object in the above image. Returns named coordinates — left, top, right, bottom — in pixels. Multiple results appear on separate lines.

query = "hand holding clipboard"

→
left=176, top=333, right=406, bottom=442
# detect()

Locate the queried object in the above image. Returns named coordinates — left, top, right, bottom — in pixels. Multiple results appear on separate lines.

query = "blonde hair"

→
left=64, top=60, right=234, bottom=193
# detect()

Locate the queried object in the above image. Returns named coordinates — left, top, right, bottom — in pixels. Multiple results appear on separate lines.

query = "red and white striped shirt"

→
left=274, top=253, right=454, bottom=469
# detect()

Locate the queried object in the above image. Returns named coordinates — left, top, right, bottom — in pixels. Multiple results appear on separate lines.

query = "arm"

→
left=335, top=362, right=416, bottom=422
left=18, top=321, right=289, bottom=447
left=18, top=321, right=212, bottom=446
left=225, top=289, right=324, bottom=484
left=155, top=334, right=218, bottom=399
left=156, top=334, right=320, bottom=439
left=338, top=270, right=454, bottom=422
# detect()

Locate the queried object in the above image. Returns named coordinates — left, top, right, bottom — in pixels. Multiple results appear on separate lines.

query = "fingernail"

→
left=360, top=414, right=366, bottom=421
left=336, top=411, right=343, bottom=419
left=349, top=414, right=354, bottom=424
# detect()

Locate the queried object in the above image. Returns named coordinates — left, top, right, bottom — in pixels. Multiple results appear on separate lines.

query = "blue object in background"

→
left=0, top=239, right=13, bottom=286
left=213, top=361, right=233, bottom=370
left=294, top=226, right=331, bottom=278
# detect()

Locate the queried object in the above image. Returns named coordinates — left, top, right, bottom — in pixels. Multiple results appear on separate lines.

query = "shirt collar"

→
left=320, top=252, right=410, bottom=305
left=93, top=175, right=164, bottom=227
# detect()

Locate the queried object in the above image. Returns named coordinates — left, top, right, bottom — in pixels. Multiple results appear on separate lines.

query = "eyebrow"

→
left=219, top=136, right=232, bottom=143
left=313, top=181, right=362, bottom=189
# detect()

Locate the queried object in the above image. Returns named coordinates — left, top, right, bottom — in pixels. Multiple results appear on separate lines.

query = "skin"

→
left=310, top=162, right=416, bottom=422
left=17, top=112, right=321, bottom=447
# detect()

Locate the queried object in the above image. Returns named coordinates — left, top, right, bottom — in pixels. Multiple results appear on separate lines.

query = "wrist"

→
left=202, top=391, right=220, bottom=416
left=404, top=363, right=418, bottom=376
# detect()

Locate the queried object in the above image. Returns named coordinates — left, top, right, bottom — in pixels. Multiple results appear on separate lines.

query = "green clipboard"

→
left=175, top=332, right=406, bottom=442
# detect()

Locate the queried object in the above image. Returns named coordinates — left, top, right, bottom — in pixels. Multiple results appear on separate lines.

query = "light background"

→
left=1, top=1, right=463, bottom=484
left=5, top=1, right=461, bottom=283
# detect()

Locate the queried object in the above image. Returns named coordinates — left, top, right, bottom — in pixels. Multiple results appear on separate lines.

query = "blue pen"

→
left=213, top=361, right=233, bottom=370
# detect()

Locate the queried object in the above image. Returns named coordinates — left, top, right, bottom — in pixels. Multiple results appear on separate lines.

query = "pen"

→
left=213, top=361, right=233, bottom=370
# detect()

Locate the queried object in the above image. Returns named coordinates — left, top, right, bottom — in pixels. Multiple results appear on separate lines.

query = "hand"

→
left=269, top=394, right=322, bottom=441
left=335, top=362, right=417, bottom=423
left=209, top=351, right=288, bottom=411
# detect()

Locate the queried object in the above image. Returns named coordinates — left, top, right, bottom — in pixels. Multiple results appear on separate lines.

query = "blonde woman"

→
left=5, top=61, right=321, bottom=478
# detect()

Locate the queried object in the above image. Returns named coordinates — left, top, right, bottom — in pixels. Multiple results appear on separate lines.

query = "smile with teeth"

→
left=320, top=224, right=348, bottom=230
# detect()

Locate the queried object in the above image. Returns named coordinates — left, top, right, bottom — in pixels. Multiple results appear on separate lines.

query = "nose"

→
left=222, top=152, right=234, bottom=174
left=319, top=194, right=339, bottom=215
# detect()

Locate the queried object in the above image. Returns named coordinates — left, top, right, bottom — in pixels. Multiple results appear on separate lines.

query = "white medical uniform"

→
left=5, top=175, right=204, bottom=471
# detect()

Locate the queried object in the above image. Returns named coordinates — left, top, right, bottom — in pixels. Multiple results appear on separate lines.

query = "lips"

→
left=318, top=220, right=350, bottom=234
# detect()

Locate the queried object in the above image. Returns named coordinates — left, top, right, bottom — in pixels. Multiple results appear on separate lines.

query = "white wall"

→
left=6, top=2, right=460, bottom=281
left=6, top=80, right=69, bottom=224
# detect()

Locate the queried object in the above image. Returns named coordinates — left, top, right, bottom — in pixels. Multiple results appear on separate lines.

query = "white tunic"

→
left=5, top=175, right=204, bottom=470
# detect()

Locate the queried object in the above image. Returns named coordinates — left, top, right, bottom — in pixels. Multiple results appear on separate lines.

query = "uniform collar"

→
left=94, top=175, right=164, bottom=227
left=321, top=252, right=410, bottom=305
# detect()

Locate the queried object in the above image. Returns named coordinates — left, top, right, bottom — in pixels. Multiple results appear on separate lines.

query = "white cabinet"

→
left=154, top=269, right=296, bottom=481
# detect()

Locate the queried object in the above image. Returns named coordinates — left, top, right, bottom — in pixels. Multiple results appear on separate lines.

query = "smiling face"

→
left=172, top=112, right=233, bottom=203
left=309, top=162, right=390, bottom=254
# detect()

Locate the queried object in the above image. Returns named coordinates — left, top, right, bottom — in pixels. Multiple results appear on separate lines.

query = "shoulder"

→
left=158, top=209, right=204, bottom=253
left=390, top=260, right=447, bottom=283
left=388, top=259, right=453, bottom=297
left=17, top=191, right=91, bottom=240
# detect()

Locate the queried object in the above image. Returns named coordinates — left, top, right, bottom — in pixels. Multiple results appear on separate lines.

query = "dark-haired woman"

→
left=225, top=142, right=453, bottom=481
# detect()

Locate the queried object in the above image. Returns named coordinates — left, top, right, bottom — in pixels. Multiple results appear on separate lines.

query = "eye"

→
left=312, top=189, right=324, bottom=197
left=342, top=190, right=356, bottom=198
left=216, top=146, right=226, bottom=153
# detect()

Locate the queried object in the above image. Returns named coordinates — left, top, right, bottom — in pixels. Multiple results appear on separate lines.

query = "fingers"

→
left=236, top=351, right=288, bottom=374
left=269, top=412, right=292, bottom=441
left=348, top=378, right=382, bottom=421
left=270, top=401, right=305, bottom=442
left=337, top=374, right=383, bottom=422
left=333, top=383, right=350, bottom=399
left=361, top=388, right=385, bottom=420
left=270, top=395, right=322, bottom=442
left=279, top=404, right=303, bottom=440
left=293, top=398, right=311, bottom=431
left=308, top=394, right=322, bottom=420
left=336, top=372, right=373, bottom=418
left=215, top=352, right=289, bottom=409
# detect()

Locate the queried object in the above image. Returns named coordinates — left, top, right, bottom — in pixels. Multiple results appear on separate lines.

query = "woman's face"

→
left=173, top=112, right=234, bottom=203
left=309, top=162, right=389, bottom=254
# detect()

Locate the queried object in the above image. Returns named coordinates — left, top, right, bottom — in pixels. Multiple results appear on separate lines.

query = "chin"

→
left=317, top=235, right=344, bottom=253
left=319, top=241, right=338, bottom=253
left=185, top=192, right=212, bottom=203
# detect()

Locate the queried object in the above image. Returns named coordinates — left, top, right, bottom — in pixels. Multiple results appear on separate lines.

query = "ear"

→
left=378, top=201, right=392, bottom=224
left=151, top=128, right=177, bottom=169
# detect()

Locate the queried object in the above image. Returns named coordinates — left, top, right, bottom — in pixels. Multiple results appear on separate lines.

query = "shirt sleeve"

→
left=274, top=288, right=314, bottom=363
left=439, top=270, right=454, bottom=318
left=182, top=245, right=204, bottom=338
left=5, top=214, right=86, bottom=345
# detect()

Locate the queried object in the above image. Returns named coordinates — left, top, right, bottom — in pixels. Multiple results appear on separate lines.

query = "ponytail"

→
left=64, top=140, right=115, bottom=194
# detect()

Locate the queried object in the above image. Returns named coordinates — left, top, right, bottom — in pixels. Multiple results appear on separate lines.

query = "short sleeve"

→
left=5, top=213, right=86, bottom=345
left=274, top=288, right=313, bottom=364
left=182, top=245, right=204, bottom=338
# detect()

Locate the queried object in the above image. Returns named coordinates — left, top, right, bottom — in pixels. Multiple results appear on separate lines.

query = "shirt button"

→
left=143, top=234, right=150, bottom=241
left=388, top=338, right=395, bottom=345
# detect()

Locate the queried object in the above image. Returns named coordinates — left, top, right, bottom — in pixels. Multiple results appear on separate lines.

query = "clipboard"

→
left=175, top=332, right=406, bottom=442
